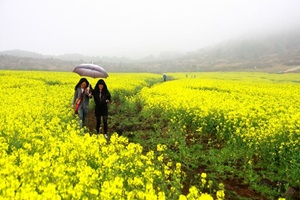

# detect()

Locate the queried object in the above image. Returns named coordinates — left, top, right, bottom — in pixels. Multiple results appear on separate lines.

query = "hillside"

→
left=1, top=28, right=300, bottom=73
left=181, top=28, right=300, bottom=72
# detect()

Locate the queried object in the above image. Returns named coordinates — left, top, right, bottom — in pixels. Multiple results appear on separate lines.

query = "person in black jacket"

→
left=93, top=79, right=111, bottom=138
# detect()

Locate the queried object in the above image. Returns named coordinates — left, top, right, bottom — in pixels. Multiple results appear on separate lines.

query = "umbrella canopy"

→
left=73, top=64, right=108, bottom=78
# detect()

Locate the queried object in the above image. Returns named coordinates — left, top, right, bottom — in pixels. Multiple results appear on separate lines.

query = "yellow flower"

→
left=199, top=193, right=214, bottom=200
left=216, top=190, right=225, bottom=200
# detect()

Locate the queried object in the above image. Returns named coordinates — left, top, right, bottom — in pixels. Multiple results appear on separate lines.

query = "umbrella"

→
left=73, top=64, right=108, bottom=78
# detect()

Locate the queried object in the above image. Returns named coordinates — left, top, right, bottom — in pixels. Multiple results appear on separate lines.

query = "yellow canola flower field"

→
left=0, top=71, right=219, bottom=199
left=139, top=72, right=300, bottom=171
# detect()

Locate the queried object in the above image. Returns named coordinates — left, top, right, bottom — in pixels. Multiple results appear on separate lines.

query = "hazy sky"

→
left=1, top=0, right=300, bottom=58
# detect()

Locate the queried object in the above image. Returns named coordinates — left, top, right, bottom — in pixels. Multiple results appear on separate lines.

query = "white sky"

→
left=0, top=0, right=300, bottom=58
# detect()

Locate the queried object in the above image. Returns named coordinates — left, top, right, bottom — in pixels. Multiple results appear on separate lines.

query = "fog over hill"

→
left=181, top=28, right=300, bottom=72
left=1, top=28, right=300, bottom=73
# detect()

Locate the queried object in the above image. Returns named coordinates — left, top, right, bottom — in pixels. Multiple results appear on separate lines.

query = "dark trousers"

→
left=96, top=116, right=108, bottom=134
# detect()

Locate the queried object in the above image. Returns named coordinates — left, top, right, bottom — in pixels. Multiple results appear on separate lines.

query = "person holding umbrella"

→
left=93, top=79, right=111, bottom=139
left=72, top=78, right=93, bottom=128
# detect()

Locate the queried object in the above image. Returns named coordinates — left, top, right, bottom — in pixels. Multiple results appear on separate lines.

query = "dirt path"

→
left=85, top=108, right=97, bottom=133
left=82, top=78, right=288, bottom=199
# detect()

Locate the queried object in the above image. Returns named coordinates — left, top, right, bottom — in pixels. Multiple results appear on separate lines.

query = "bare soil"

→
left=84, top=106, right=275, bottom=199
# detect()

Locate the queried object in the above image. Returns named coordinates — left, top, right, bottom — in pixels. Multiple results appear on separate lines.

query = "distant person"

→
left=93, top=79, right=111, bottom=139
left=163, top=74, right=167, bottom=81
left=72, top=78, right=93, bottom=128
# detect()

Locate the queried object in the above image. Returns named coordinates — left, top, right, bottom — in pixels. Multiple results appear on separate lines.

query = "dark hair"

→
left=74, top=78, right=91, bottom=90
left=93, top=79, right=109, bottom=94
